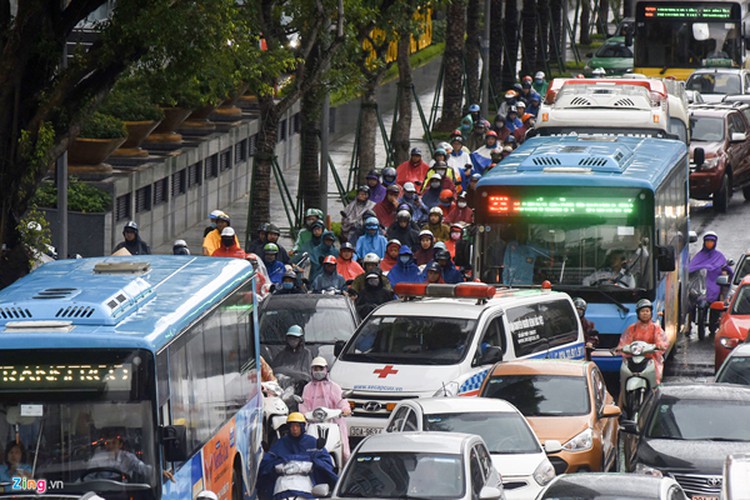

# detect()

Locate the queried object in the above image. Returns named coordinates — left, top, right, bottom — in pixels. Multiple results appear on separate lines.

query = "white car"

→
left=537, top=473, right=688, bottom=499
left=314, top=432, right=505, bottom=500
left=715, top=342, right=750, bottom=385
left=383, top=397, right=557, bottom=499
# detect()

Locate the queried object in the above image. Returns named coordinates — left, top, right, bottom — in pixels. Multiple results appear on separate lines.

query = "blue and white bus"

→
left=474, top=136, right=691, bottom=372
left=0, top=256, right=262, bottom=499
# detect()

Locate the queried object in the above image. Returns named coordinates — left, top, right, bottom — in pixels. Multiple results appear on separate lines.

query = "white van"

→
left=329, top=283, right=585, bottom=438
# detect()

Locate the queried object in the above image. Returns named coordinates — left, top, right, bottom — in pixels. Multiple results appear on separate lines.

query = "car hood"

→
left=491, top=452, right=547, bottom=477
left=640, top=438, right=750, bottom=473
left=689, top=141, right=723, bottom=158
left=330, top=360, right=463, bottom=394
left=589, top=57, right=633, bottom=69
left=722, top=315, right=750, bottom=339
left=701, top=93, right=726, bottom=104
left=524, top=415, right=590, bottom=443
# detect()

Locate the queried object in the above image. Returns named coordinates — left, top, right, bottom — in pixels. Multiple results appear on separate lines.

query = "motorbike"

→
left=618, top=340, right=659, bottom=419
left=688, top=268, right=709, bottom=340
left=262, top=381, right=300, bottom=448
left=304, top=407, right=346, bottom=472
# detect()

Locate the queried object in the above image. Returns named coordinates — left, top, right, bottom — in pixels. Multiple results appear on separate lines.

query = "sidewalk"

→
left=153, top=89, right=436, bottom=254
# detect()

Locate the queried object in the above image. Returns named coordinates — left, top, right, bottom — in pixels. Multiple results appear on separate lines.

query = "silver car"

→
left=536, top=473, right=688, bottom=499
left=314, top=432, right=505, bottom=499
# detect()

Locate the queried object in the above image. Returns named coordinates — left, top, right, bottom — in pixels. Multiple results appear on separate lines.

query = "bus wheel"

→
left=232, top=464, right=243, bottom=500
left=713, top=175, right=730, bottom=213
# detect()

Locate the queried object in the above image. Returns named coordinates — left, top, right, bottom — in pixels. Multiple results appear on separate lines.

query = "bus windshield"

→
left=478, top=188, right=653, bottom=291
left=0, top=349, right=157, bottom=494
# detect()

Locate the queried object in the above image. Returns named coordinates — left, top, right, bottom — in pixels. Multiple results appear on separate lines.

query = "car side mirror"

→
left=312, top=484, right=331, bottom=497
left=693, top=147, right=705, bottom=167
left=625, top=31, right=633, bottom=47
left=476, top=346, right=504, bottom=366
left=731, top=132, right=747, bottom=143
left=689, top=230, right=698, bottom=243
left=479, top=486, right=504, bottom=500
left=161, top=425, right=188, bottom=462
left=716, top=275, right=731, bottom=286
left=619, top=419, right=638, bottom=434
left=656, top=245, right=676, bottom=272
left=544, top=439, right=563, bottom=454
left=334, top=340, right=346, bottom=357
left=711, top=301, right=728, bottom=311
left=600, top=404, right=622, bottom=419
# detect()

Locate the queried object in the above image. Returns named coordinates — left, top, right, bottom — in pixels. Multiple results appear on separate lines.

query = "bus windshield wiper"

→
left=589, top=288, right=630, bottom=314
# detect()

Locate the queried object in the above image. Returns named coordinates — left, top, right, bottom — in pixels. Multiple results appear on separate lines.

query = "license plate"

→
left=691, top=496, right=718, bottom=500
left=349, top=426, right=382, bottom=437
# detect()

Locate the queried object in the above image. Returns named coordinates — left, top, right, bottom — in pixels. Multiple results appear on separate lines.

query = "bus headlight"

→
left=562, top=428, right=593, bottom=452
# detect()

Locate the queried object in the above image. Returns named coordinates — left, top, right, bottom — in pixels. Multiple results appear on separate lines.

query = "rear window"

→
left=259, top=296, right=357, bottom=344
left=506, top=299, right=580, bottom=357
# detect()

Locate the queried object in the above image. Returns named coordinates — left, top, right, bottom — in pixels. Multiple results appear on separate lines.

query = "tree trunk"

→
left=502, top=0, right=519, bottom=90
left=436, top=0, right=467, bottom=132
left=299, top=83, right=322, bottom=210
left=521, top=0, right=538, bottom=77
left=490, top=0, right=504, bottom=103
left=249, top=97, right=280, bottom=234
left=548, top=0, right=563, bottom=69
left=466, top=0, right=482, bottom=106
left=357, top=77, right=381, bottom=185
left=597, top=0, right=609, bottom=35
left=392, top=30, right=414, bottom=165
left=580, top=0, right=591, bottom=45
left=536, top=0, right=550, bottom=70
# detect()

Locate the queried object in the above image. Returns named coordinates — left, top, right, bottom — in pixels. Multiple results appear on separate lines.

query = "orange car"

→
left=479, top=359, right=620, bottom=474
left=714, top=275, right=750, bottom=371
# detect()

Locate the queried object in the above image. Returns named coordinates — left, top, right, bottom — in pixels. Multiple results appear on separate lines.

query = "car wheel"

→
left=744, top=184, right=750, bottom=201
left=713, top=174, right=730, bottom=213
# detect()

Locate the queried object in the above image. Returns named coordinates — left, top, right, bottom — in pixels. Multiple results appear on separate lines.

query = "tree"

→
left=502, top=0, right=519, bottom=90
left=435, top=0, right=467, bottom=133
left=580, top=0, right=592, bottom=45
left=520, top=0, right=538, bottom=76
left=0, top=0, right=245, bottom=287
left=535, top=0, right=550, bottom=71
left=489, top=0, right=504, bottom=100
left=392, top=26, right=415, bottom=165
left=465, top=0, right=482, bottom=106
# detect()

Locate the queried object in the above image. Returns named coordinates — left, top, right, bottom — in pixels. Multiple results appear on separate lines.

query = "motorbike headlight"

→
left=312, top=408, right=327, bottom=421
left=533, top=459, right=556, bottom=486
left=635, top=462, right=663, bottom=477
left=433, top=381, right=460, bottom=397
left=562, top=428, right=593, bottom=452
left=631, top=345, right=643, bottom=356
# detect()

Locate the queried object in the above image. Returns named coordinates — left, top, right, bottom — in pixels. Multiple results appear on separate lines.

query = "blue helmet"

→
left=468, top=104, right=480, bottom=113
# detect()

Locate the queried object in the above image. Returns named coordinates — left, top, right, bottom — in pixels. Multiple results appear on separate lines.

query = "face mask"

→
left=367, top=278, right=380, bottom=287
left=451, top=231, right=461, bottom=240
left=287, top=338, right=301, bottom=349
left=458, top=201, right=468, bottom=208
left=430, top=181, right=440, bottom=189
left=384, top=176, right=396, bottom=184
left=282, top=282, right=294, bottom=290
left=312, top=371, right=327, bottom=381
left=399, top=255, right=411, bottom=264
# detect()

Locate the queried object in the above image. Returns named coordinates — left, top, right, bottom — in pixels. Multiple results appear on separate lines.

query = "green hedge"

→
left=33, top=178, right=111, bottom=213
left=80, top=112, right=128, bottom=139
left=100, top=86, right=164, bottom=122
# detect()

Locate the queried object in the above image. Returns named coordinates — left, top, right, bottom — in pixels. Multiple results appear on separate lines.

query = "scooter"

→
left=618, top=340, right=659, bottom=419
left=304, top=407, right=346, bottom=471
left=262, top=381, right=294, bottom=448
left=688, top=268, right=708, bottom=340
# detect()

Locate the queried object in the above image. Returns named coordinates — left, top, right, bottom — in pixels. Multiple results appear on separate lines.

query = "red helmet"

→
left=440, top=189, right=455, bottom=201
left=522, top=75, right=533, bottom=83
left=323, top=255, right=337, bottom=265
left=485, top=130, right=498, bottom=138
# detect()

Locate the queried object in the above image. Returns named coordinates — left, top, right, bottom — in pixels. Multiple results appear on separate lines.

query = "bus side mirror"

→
left=657, top=245, right=676, bottom=272
left=693, top=147, right=705, bottom=167
left=161, top=425, right=188, bottom=462
left=689, top=231, right=698, bottom=243
left=334, top=340, right=346, bottom=357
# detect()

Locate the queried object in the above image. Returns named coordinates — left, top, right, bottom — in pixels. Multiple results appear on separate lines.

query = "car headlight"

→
left=562, top=428, right=593, bottom=452
left=703, top=156, right=721, bottom=170
left=533, top=459, right=556, bottom=486
left=720, top=337, right=740, bottom=349
left=433, top=381, right=460, bottom=397
left=635, top=462, right=663, bottom=477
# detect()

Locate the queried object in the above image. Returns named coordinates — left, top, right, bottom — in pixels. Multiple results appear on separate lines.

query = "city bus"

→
left=0, top=256, right=262, bottom=499
left=632, top=0, right=750, bottom=80
left=474, top=136, right=691, bottom=373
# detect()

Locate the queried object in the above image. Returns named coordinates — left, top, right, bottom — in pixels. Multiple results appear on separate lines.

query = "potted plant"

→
left=100, top=84, right=164, bottom=158
left=68, top=112, right=128, bottom=171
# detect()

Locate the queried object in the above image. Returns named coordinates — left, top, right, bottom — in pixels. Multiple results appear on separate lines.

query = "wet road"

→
left=664, top=194, right=750, bottom=383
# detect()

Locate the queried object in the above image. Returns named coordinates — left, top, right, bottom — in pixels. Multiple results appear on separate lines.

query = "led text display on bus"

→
left=0, top=363, right=132, bottom=391
left=486, top=195, right=636, bottom=216
left=636, top=2, right=739, bottom=21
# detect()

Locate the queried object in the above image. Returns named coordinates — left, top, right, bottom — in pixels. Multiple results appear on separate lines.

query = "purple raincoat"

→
left=689, top=245, right=729, bottom=302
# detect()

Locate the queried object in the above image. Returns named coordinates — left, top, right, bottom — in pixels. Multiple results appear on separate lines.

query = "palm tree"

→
left=466, top=0, right=482, bottom=106
left=436, top=0, right=468, bottom=132
left=521, top=0, right=538, bottom=77
left=502, top=0, right=520, bottom=90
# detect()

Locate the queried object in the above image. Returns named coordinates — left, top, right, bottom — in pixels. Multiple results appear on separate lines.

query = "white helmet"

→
left=311, top=356, right=328, bottom=368
left=196, top=492, right=219, bottom=500
left=363, top=253, right=381, bottom=264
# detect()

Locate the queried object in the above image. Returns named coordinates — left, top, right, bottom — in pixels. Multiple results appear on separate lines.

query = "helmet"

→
left=124, top=221, right=138, bottom=232
left=439, top=141, right=452, bottom=152
left=196, top=492, right=219, bottom=500
left=257, top=222, right=270, bottom=233
left=509, top=105, right=518, bottom=114
left=266, top=224, right=281, bottom=235
left=363, top=253, right=381, bottom=264
left=485, top=130, right=498, bottom=138
left=263, top=242, right=279, bottom=254
left=468, top=104, right=480, bottom=113
left=419, top=229, right=434, bottom=239
left=365, top=216, right=379, bottom=228
left=387, top=239, right=402, bottom=248
left=340, top=242, right=355, bottom=251
left=287, top=412, right=306, bottom=424
left=386, top=184, right=400, bottom=194
left=573, top=297, right=587, bottom=312
left=397, top=210, right=411, bottom=220
left=440, top=189, right=454, bottom=201
left=426, top=261, right=442, bottom=273
left=173, top=240, right=190, bottom=256
left=173, top=239, right=188, bottom=248
left=635, top=299, right=653, bottom=312
left=410, top=147, right=422, bottom=156
left=535, top=71, right=545, bottom=80
left=434, top=148, right=446, bottom=157
left=430, top=173, right=443, bottom=182
left=703, top=231, right=718, bottom=242
left=305, top=208, right=320, bottom=218
left=434, top=241, right=447, bottom=252
left=383, top=167, right=397, bottom=180
left=209, top=209, right=223, bottom=220
left=522, top=75, right=533, bottom=83
left=451, top=135, right=464, bottom=143
left=403, top=182, right=417, bottom=193
left=323, top=255, right=337, bottom=265
left=505, top=90, right=516, bottom=99
left=358, top=185, right=371, bottom=194
left=517, top=101, right=527, bottom=108
left=286, top=325, right=304, bottom=337
left=215, top=212, right=230, bottom=223
left=366, top=169, right=379, bottom=180
left=283, top=269, right=297, bottom=280
left=451, top=129, right=463, bottom=137
left=429, top=206, right=443, bottom=216
left=435, top=250, right=451, bottom=261
left=311, top=356, right=328, bottom=368
left=221, top=227, right=236, bottom=237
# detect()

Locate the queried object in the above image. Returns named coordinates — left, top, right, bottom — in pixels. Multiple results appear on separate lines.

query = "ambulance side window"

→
left=477, top=316, right=507, bottom=360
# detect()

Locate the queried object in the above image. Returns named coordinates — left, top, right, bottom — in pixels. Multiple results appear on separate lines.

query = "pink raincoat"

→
left=300, top=377, right=351, bottom=460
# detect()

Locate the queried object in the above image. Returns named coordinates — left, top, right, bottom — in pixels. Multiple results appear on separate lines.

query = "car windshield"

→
left=647, top=397, right=750, bottom=440
left=731, top=286, right=750, bottom=315
left=259, top=296, right=356, bottom=344
left=338, top=452, right=465, bottom=498
left=424, top=412, right=541, bottom=454
left=733, top=256, right=750, bottom=285
left=595, top=43, right=632, bottom=58
left=340, top=316, right=477, bottom=365
left=690, top=116, right=725, bottom=142
left=0, top=349, right=157, bottom=495
left=687, top=73, right=741, bottom=96
left=716, top=356, right=750, bottom=385
left=482, top=375, right=591, bottom=416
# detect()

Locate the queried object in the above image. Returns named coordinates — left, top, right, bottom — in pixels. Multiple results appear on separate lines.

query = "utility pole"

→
left=56, top=18, right=68, bottom=260
left=480, top=0, right=491, bottom=120
left=319, top=92, right=330, bottom=216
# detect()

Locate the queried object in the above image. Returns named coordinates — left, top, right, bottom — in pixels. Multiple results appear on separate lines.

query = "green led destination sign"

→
left=638, top=3, right=738, bottom=20
left=487, top=195, right=636, bottom=216
left=0, top=363, right=133, bottom=392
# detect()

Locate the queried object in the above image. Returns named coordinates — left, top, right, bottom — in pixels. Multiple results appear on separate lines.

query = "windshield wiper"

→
left=588, top=288, right=630, bottom=314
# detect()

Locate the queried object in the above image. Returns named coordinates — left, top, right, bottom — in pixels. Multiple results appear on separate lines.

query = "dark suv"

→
left=689, top=103, right=750, bottom=212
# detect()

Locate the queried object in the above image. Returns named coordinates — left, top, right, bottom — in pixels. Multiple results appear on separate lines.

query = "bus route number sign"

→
left=486, top=195, right=636, bottom=216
